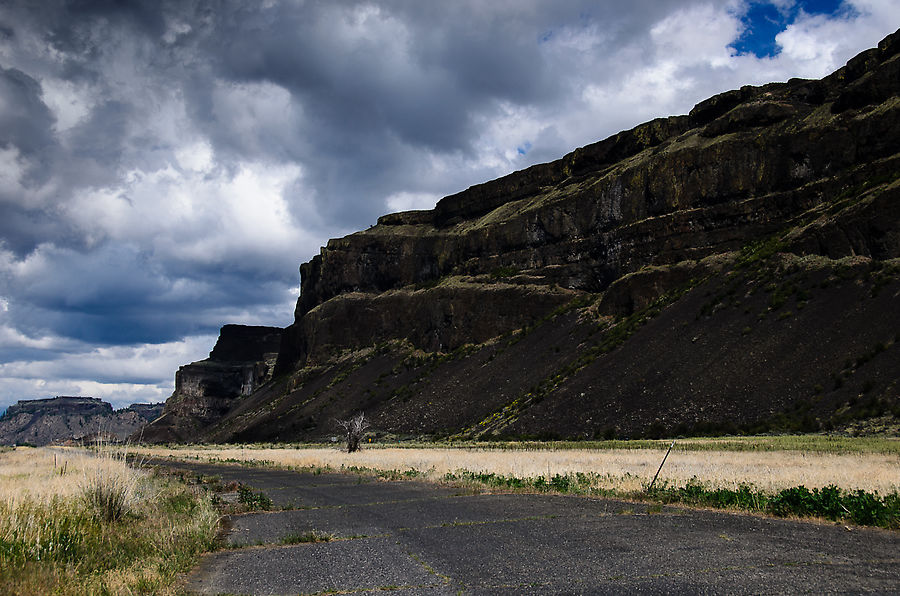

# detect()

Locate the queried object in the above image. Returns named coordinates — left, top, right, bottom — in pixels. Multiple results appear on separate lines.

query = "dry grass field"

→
left=0, top=446, right=218, bottom=596
left=134, top=437, right=900, bottom=494
left=0, top=445, right=140, bottom=505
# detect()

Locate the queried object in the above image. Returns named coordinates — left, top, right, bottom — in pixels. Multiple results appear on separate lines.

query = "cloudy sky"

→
left=0, top=0, right=897, bottom=412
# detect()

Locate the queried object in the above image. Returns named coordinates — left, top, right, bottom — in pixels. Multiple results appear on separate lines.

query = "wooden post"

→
left=648, top=439, right=676, bottom=491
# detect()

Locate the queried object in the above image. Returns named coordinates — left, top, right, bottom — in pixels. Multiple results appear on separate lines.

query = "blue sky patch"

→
left=731, top=0, right=853, bottom=58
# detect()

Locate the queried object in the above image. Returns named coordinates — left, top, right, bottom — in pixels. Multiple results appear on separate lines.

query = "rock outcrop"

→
left=148, top=29, right=900, bottom=443
left=0, top=397, right=163, bottom=446
left=139, top=325, right=282, bottom=442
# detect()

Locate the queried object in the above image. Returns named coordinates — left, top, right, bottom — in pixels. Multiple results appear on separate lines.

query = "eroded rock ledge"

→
left=139, top=325, right=281, bottom=442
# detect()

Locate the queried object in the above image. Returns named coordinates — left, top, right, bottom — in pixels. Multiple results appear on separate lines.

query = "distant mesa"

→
left=0, top=396, right=164, bottom=446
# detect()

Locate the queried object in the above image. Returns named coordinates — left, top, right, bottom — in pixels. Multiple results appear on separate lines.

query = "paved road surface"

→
left=155, top=460, right=900, bottom=595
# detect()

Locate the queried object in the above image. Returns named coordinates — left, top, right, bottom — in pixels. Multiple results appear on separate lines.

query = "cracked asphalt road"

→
left=156, top=460, right=900, bottom=595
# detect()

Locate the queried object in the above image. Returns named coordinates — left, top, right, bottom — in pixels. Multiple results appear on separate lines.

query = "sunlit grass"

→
left=133, top=436, right=900, bottom=494
left=0, top=446, right=220, bottom=595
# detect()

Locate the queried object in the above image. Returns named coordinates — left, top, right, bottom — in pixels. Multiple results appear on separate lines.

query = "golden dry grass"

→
left=0, top=446, right=142, bottom=506
left=134, top=443, right=900, bottom=494
left=0, top=446, right=219, bottom=596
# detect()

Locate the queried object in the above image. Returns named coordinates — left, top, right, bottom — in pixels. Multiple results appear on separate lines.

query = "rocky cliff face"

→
left=277, top=30, right=900, bottom=375
left=154, top=30, right=900, bottom=443
left=0, top=397, right=163, bottom=446
left=140, top=325, right=282, bottom=442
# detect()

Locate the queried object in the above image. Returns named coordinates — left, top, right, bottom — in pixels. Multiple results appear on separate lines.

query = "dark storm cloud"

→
left=0, top=66, right=62, bottom=255
left=9, top=241, right=293, bottom=346
left=181, top=1, right=583, bottom=224
left=0, top=67, right=55, bottom=155
left=187, top=2, right=486, bottom=223
left=206, top=1, right=559, bottom=149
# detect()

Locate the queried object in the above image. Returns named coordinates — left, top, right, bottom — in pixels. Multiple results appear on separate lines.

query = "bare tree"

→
left=336, top=412, right=370, bottom=453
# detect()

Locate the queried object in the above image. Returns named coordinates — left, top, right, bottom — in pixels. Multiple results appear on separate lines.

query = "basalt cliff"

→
left=142, top=30, right=900, bottom=443
left=139, top=324, right=282, bottom=442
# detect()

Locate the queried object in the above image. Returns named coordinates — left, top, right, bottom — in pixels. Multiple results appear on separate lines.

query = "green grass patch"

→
left=490, top=266, right=519, bottom=279
left=363, top=435, right=900, bottom=455
left=280, top=530, right=333, bottom=545
left=650, top=479, right=900, bottom=528
left=437, top=470, right=900, bottom=529
left=152, top=434, right=900, bottom=455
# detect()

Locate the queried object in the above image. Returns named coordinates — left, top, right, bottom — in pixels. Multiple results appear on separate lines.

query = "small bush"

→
left=237, top=484, right=272, bottom=510
left=81, top=471, right=135, bottom=522
left=763, top=485, right=898, bottom=527
left=844, top=490, right=889, bottom=526
left=768, top=486, right=817, bottom=517
left=813, top=485, right=845, bottom=521
left=645, top=479, right=898, bottom=529
left=550, top=474, right=572, bottom=492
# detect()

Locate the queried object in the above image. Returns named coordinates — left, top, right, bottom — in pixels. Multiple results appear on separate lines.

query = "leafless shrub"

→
left=336, top=413, right=370, bottom=453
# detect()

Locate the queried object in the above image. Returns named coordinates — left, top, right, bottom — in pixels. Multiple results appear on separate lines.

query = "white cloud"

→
left=175, top=140, right=215, bottom=173
left=39, top=77, right=96, bottom=132
left=773, top=0, right=899, bottom=77
left=385, top=191, right=441, bottom=213
left=0, top=334, right=217, bottom=410
left=649, top=3, right=741, bottom=69
left=0, top=378, right=172, bottom=410
left=63, top=157, right=313, bottom=272
left=0, top=322, right=76, bottom=352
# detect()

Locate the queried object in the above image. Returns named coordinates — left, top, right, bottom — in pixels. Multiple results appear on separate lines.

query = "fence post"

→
left=648, top=438, right=676, bottom=491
